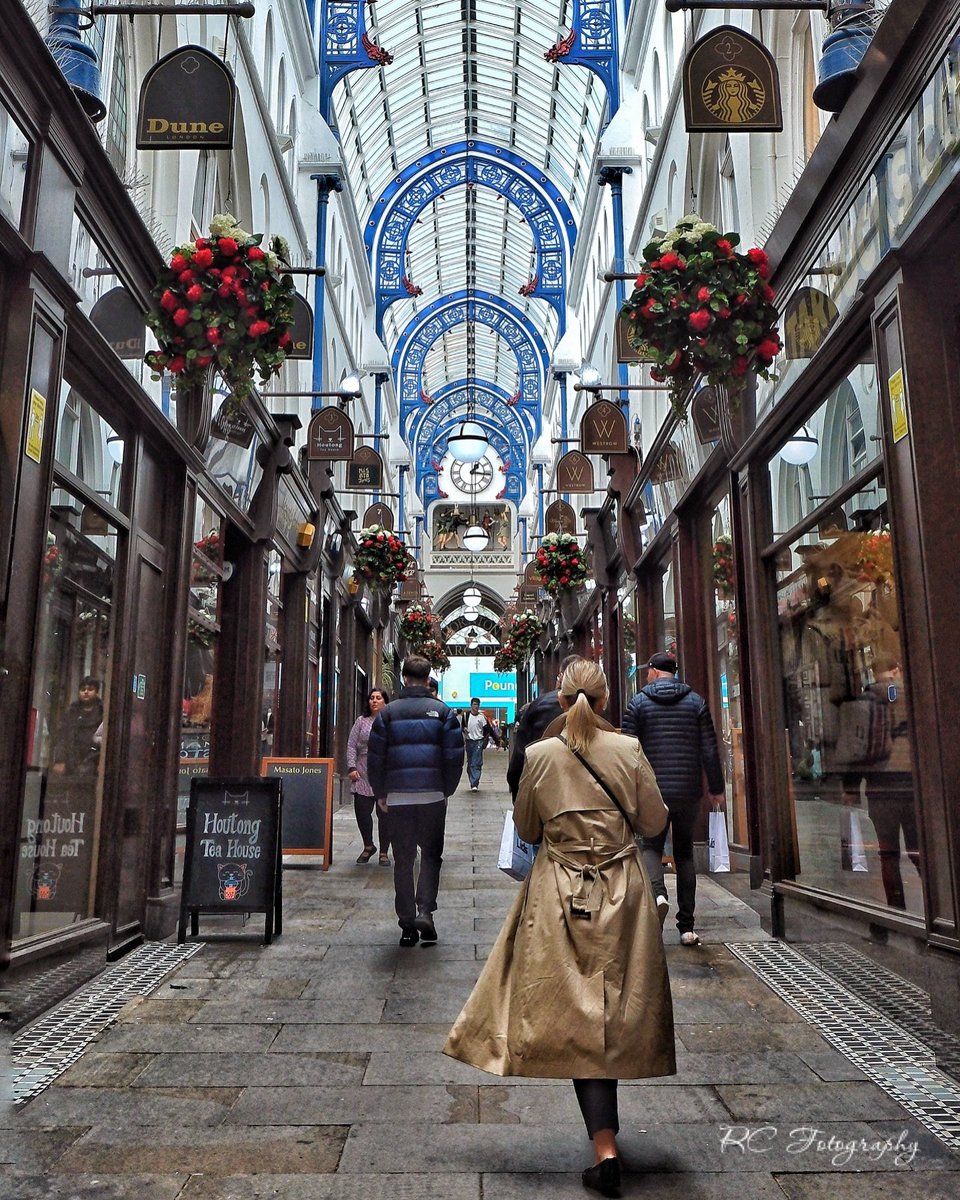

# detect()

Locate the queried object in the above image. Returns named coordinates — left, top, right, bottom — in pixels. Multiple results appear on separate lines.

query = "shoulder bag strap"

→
left=557, top=735, right=634, bottom=834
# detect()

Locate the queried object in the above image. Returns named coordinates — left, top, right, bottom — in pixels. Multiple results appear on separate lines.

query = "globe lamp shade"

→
left=779, top=427, right=819, bottom=466
left=463, top=586, right=482, bottom=607
left=447, top=421, right=489, bottom=463
left=579, top=361, right=603, bottom=390
left=461, top=524, right=489, bottom=553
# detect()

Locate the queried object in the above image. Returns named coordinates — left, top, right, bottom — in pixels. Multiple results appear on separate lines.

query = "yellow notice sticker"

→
left=889, top=368, right=908, bottom=443
left=25, top=389, right=46, bottom=463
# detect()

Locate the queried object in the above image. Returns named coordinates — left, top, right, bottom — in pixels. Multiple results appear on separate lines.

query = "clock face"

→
left=451, top=457, right=493, bottom=494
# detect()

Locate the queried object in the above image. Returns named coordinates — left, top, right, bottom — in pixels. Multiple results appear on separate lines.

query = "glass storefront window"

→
left=261, top=548, right=282, bottom=759
left=621, top=584, right=640, bottom=701
left=14, top=496, right=118, bottom=941
left=55, top=382, right=126, bottom=512
left=661, top=562, right=677, bottom=660
left=177, top=498, right=223, bottom=881
left=710, top=496, right=746, bottom=847
left=773, top=479, right=920, bottom=916
left=0, top=98, right=30, bottom=230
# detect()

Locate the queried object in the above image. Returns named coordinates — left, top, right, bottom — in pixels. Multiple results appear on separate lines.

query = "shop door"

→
left=112, top=539, right=165, bottom=941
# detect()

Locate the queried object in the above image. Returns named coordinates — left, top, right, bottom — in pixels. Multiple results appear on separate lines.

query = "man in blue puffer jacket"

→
left=621, top=652, right=725, bottom=946
left=368, top=655, right=465, bottom=946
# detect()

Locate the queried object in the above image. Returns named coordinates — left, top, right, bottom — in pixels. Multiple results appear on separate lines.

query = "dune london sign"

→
left=137, top=46, right=236, bottom=149
left=683, top=26, right=782, bottom=133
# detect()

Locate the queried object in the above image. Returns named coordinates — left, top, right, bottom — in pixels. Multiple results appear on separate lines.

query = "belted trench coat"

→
left=444, top=716, right=676, bottom=1079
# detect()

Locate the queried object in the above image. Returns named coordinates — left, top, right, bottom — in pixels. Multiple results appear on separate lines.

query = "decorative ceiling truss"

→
left=544, top=0, right=621, bottom=118
left=365, top=142, right=576, bottom=332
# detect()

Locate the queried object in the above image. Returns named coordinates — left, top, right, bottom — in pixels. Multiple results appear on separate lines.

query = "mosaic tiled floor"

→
left=730, top=940, right=960, bottom=1151
left=9, top=940, right=202, bottom=1105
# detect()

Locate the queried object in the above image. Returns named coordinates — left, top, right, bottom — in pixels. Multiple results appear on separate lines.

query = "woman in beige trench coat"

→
left=444, top=660, right=675, bottom=1197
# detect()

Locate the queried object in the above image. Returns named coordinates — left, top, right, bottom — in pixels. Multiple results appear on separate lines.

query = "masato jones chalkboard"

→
left=261, top=758, right=334, bottom=867
left=178, top=776, right=282, bottom=944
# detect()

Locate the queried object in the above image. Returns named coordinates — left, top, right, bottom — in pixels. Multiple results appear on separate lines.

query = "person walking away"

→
left=345, top=688, right=391, bottom=864
left=445, top=659, right=673, bottom=1197
left=506, top=653, right=583, bottom=799
left=462, top=697, right=494, bottom=790
left=368, top=656, right=464, bottom=946
left=621, top=652, right=725, bottom=945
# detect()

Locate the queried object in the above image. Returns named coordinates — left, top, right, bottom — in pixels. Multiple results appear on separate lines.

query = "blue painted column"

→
left=373, top=371, right=389, bottom=502
left=535, top=464, right=545, bottom=537
left=398, top=464, right=408, bottom=540
left=554, top=370, right=569, bottom=440
left=310, top=174, right=342, bottom=406
left=597, top=166, right=633, bottom=410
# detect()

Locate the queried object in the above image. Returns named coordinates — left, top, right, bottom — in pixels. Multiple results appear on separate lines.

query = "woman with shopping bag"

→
left=444, top=660, right=674, bottom=1197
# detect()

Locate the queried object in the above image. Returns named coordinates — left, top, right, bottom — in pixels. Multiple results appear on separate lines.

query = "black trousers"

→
left=573, top=1079, right=619, bottom=1137
left=353, top=794, right=390, bottom=854
left=641, top=801, right=700, bottom=933
left=389, top=800, right=447, bottom=927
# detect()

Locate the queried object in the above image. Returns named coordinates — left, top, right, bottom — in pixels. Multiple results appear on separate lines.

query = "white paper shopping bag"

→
left=497, top=810, right=538, bottom=881
left=708, top=807, right=730, bottom=872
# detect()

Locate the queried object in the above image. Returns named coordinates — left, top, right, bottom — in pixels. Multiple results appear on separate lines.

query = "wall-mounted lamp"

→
left=106, top=432, right=124, bottom=465
left=578, top=361, right=603, bottom=391
left=779, top=426, right=819, bottom=466
left=297, top=521, right=316, bottom=548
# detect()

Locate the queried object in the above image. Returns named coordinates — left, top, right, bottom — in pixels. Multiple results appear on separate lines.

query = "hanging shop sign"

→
left=211, top=396, right=256, bottom=448
left=616, top=312, right=650, bottom=364
left=137, top=46, right=237, bottom=150
left=363, top=502, right=394, bottom=530
left=581, top=400, right=628, bottom=455
left=520, top=559, right=543, bottom=601
left=90, top=288, right=146, bottom=360
left=344, top=445, right=384, bottom=491
left=545, top=498, right=577, bottom=535
left=556, top=450, right=595, bottom=495
left=683, top=26, right=782, bottom=133
left=783, top=286, right=840, bottom=359
left=287, top=294, right=314, bottom=360
left=690, top=386, right=722, bottom=445
left=307, top=407, right=354, bottom=461
left=177, top=776, right=283, bottom=945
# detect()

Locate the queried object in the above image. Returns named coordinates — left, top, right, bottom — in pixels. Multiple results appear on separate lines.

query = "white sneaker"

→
left=680, top=931, right=701, bottom=947
left=656, top=895, right=669, bottom=930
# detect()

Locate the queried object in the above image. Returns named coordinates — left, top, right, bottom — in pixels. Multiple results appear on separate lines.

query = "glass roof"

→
left=333, top=0, right=605, bottom=405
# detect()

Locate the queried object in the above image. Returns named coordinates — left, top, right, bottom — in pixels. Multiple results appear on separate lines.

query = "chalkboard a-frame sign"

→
left=178, top=777, right=283, bottom=945
left=261, top=757, right=334, bottom=867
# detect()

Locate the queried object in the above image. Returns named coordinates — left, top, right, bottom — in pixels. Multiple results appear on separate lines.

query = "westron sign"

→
left=137, top=46, right=236, bottom=150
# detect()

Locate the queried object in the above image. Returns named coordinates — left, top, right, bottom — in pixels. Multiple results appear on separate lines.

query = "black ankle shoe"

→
left=581, top=1156, right=620, bottom=1197
left=399, top=928, right=419, bottom=947
left=414, top=910, right=437, bottom=943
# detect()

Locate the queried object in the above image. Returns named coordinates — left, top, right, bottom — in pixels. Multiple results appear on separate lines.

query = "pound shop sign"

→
left=470, top=673, right=517, bottom=702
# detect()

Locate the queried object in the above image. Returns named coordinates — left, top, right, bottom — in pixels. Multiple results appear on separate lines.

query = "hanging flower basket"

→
left=420, top=638, right=450, bottom=672
left=398, top=602, right=434, bottom=648
left=854, top=527, right=893, bottom=587
left=355, top=525, right=410, bottom=593
left=536, top=532, right=588, bottom=595
left=42, top=538, right=63, bottom=589
left=508, top=609, right=546, bottom=654
left=145, top=214, right=296, bottom=413
left=620, top=215, right=781, bottom=419
left=187, top=617, right=216, bottom=649
left=713, top=534, right=736, bottom=597
left=494, top=642, right=520, bottom=673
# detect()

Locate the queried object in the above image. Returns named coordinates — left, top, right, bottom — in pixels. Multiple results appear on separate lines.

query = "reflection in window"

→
left=774, top=485, right=921, bottom=916
left=105, top=24, right=128, bottom=173
left=711, top=496, right=744, bottom=846
left=0, top=98, right=30, bottom=228
left=14, top=498, right=117, bottom=941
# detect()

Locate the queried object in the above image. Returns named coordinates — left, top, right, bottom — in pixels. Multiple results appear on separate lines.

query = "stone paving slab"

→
left=3, top=1174, right=188, bottom=1198
left=177, top=1173, right=481, bottom=1199
left=55, top=1051, right=154, bottom=1088
left=362, top=1050, right=494, bottom=1085
left=0, top=1129, right=86, bottom=1172
left=225, top=1082, right=478, bottom=1124
left=773, top=1172, right=960, bottom=1198
left=15, top=1085, right=241, bottom=1127
left=480, top=1173, right=789, bottom=1199
left=54, top=1125, right=347, bottom=1174
left=131, top=1050, right=368, bottom=1088
left=337, top=1121, right=927, bottom=1175
left=189, top=997, right=386, bottom=1024
left=152, top=975, right=311, bottom=1000
left=93, top=1023, right=280, bottom=1053
left=269, top=1021, right=453, bottom=1053
left=715, top=1082, right=911, bottom=1122
left=674, top=1021, right=825, bottom=1053
left=477, top=1081, right=730, bottom=1125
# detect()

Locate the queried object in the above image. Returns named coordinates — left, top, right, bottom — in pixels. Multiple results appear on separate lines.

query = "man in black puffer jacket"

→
left=506, top=654, right=583, bottom=799
left=368, top=655, right=465, bottom=946
left=621, top=652, right=725, bottom=946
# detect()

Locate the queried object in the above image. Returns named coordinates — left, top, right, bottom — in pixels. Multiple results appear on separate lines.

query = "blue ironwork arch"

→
left=547, top=0, right=621, bottom=120
left=319, top=1, right=393, bottom=123
left=366, top=142, right=576, bottom=332
left=393, top=291, right=546, bottom=442
left=417, top=383, right=527, bottom=507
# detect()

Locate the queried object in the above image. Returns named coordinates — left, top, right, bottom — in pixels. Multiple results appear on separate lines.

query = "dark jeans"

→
left=642, top=801, right=700, bottom=934
left=389, top=800, right=447, bottom=927
left=353, top=794, right=390, bottom=854
left=866, top=786, right=920, bottom=910
left=465, top=738, right=484, bottom=787
left=573, top=1078, right=619, bottom=1137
